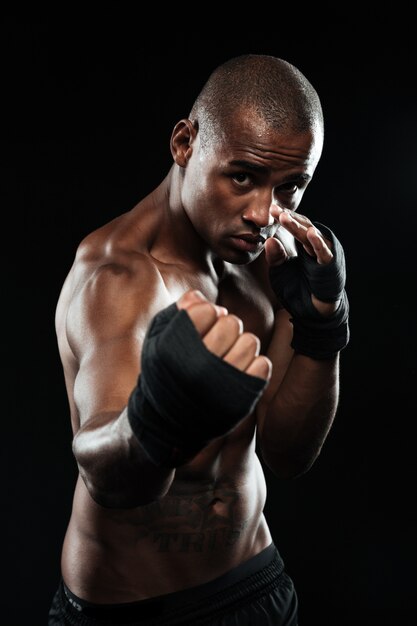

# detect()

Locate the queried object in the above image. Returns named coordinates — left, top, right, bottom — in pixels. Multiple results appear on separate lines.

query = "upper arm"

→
left=66, top=260, right=169, bottom=431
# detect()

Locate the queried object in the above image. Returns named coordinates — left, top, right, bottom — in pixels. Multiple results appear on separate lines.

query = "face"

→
left=179, top=111, right=323, bottom=264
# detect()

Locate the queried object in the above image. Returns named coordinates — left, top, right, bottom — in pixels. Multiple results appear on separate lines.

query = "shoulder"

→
left=67, top=208, right=164, bottom=297
left=56, top=211, right=169, bottom=355
left=75, top=223, right=162, bottom=303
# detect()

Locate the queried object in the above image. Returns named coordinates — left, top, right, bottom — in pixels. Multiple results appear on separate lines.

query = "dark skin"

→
left=55, top=108, right=340, bottom=602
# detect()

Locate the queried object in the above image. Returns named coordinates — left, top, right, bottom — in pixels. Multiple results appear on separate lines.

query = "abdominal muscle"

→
left=61, top=431, right=272, bottom=604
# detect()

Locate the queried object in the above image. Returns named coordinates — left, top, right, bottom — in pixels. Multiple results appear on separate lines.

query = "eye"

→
left=273, top=181, right=303, bottom=209
left=232, top=172, right=252, bottom=187
left=277, top=182, right=298, bottom=194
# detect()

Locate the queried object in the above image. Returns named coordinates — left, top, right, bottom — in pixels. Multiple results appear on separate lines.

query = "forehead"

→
left=210, top=110, right=323, bottom=172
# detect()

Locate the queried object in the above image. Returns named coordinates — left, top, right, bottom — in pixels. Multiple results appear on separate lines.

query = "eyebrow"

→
left=228, top=159, right=312, bottom=183
left=229, top=159, right=268, bottom=173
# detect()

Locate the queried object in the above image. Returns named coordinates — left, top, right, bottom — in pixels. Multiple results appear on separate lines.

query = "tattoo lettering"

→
left=153, top=525, right=244, bottom=553
left=131, top=485, right=249, bottom=552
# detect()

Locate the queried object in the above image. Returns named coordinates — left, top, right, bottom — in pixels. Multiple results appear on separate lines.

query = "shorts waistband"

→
left=62, top=543, right=284, bottom=624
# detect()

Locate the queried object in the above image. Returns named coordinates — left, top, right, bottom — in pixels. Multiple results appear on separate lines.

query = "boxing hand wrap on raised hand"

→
left=269, top=222, right=350, bottom=360
left=127, top=303, right=267, bottom=468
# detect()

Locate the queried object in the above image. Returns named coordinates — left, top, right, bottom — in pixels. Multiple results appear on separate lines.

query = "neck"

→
left=150, top=166, right=222, bottom=278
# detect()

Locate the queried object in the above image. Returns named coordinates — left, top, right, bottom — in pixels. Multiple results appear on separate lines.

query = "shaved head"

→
left=190, top=54, right=324, bottom=149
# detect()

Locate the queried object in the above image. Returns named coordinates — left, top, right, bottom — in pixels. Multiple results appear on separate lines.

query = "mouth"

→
left=229, top=233, right=266, bottom=253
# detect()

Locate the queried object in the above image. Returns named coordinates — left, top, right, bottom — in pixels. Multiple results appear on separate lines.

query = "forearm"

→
left=258, top=353, right=339, bottom=478
left=72, top=409, right=175, bottom=509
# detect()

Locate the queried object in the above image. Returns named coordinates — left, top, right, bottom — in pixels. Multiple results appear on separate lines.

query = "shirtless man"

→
left=48, top=54, right=349, bottom=625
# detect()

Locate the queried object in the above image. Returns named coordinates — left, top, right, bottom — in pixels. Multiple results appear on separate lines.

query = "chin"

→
left=220, top=248, right=263, bottom=266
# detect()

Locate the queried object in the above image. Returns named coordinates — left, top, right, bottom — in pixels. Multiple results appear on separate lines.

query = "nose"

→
left=242, top=197, right=276, bottom=229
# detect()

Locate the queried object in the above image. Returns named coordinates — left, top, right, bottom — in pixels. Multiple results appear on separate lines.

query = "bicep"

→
left=66, top=263, right=166, bottom=430
left=73, top=335, right=142, bottom=428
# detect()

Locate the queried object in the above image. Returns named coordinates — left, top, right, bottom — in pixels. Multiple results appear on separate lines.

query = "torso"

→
left=56, top=187, right=278, bottom=602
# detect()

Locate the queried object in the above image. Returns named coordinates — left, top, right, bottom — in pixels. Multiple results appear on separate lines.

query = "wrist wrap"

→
left=128, top=303, right=267, bottom=467
left=269, top=222, right=350, bottom=360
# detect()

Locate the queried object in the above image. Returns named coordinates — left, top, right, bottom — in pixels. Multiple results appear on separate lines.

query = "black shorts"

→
left=48, top=543, right=298, bottom=625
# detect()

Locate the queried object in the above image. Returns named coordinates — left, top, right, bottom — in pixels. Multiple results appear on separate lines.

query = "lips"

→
left=235, top=233, right=266, bottom=244
left=229, top=233, right=266, bottom=253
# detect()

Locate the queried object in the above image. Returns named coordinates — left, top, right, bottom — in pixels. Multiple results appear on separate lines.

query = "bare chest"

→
left=158, top=262, right=276, bottom=352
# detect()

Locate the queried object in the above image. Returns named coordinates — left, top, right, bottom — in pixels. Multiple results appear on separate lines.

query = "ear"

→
left=170, top=119, right=198, bottom=167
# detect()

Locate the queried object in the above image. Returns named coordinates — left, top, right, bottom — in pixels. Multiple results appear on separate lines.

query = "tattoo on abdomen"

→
left=132, top=487, right=248, bottom=553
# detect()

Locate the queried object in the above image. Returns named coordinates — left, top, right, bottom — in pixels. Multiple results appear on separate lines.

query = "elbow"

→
left=75, top=461, right=167, bottom=509
left=261, top=445, right=321, bottom=480
left=72, top=441, right=146, bottom=509
left=72, top=432, right=173, bottom=509
left=71, top=430, right=127, bottom=507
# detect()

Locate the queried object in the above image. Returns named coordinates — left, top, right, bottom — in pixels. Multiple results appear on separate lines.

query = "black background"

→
left=4, top=14, right=417, bottom=626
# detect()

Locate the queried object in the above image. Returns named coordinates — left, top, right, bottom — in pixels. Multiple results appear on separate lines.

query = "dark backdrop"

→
left=4, top=16, right=416, bottom=626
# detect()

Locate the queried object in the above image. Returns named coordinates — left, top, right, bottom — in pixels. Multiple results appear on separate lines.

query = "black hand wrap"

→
left=269, top=222, right=350, bottom=360
left=127, top=303, right=267, bottom=468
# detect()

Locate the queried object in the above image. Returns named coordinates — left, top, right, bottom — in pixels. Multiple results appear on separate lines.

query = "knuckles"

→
left=213, top=314, right=243, bottom=337
left=236, top=332, right=261, bottom=355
